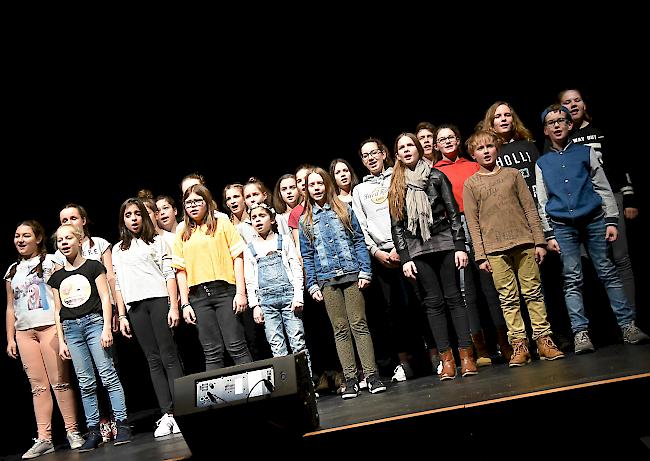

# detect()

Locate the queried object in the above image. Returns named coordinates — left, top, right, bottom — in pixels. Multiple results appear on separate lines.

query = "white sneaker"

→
left=392, top=364, right=407, bottom=382
left=67, top=430, right=85, bottom=449
left=154, top=414, right=175, bottom=437
left=358, top=378, right=367, bottom=389
left=169, top=415, right=181, bottom=434
left=22, top=439, right=54, bottom=459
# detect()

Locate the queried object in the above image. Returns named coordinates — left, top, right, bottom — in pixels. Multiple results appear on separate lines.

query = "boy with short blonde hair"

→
left=463, top=130, right=564, bottom=366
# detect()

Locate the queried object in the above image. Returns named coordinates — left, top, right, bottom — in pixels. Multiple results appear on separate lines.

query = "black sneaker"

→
left=366, top=374, right=387, bottom=394
left=113, top=420, right=132, bottom=446
left=78, top=427, right=103, bottom=452
left=341, top=378, right=359, bottom=400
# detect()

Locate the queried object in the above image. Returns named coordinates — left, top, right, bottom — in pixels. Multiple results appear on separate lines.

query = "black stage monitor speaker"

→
left=174, top=352, right=319, bottom=456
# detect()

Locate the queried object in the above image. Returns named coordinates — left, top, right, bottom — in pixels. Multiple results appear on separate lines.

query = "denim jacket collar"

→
left=312, top=202, right=331, bottom=215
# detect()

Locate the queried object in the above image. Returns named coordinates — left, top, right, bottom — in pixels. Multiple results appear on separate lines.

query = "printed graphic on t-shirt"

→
left=84, top=246, right=103, bottom=258
left=496, top=150, right=537, bottom=199
left=496, top=150, right=533, bottom=181
left=368, top=186, right=389, bottom=204
left=13, top=275, right=50, bottom=311
left=59, top=274, right=92, bottom=308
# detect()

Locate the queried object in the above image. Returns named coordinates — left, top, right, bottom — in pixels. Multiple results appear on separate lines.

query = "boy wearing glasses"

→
left=536, top=104, right=648, bottom=353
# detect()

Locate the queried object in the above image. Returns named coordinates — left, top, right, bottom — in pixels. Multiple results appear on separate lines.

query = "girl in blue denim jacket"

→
left=299, top=167, right=386, bottom=399
left=244, top=202, right=312, bottom=375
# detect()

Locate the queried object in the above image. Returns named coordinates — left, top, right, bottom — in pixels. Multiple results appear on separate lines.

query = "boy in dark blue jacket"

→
left=535, top=104, right=648, bottom=354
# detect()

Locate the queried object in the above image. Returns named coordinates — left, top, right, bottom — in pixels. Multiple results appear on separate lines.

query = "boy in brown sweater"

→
left=463, top=130, right=564, bottom=366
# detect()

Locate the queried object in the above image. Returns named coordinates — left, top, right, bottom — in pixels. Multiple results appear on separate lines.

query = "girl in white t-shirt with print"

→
left=5, top=220, right=84, bottom=458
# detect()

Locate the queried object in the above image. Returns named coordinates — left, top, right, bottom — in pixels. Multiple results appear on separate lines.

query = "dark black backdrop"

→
left=2, top=44, right=645, bottom=456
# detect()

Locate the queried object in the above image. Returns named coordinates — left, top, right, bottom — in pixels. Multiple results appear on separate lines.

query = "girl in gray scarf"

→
left=388, top=133, right=477, bottom=381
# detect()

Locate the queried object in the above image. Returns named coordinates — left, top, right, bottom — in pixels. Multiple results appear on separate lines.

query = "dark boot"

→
left=78, top=426, right=103, bottom=452
left=429, top=347, right=441, bottom=375
left=113, top=420, right=132, bottom=446
left=471, top=330, right=492, bottom=367
left=439, top=349, right=456, bottom=381
left=496, top=324, right=513, bottom=362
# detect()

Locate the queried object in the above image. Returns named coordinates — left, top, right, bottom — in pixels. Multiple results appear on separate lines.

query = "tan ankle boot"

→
left=536, top=335, right=565, bottom=361
left=471, top=330, right=492, bottom=367
left=459, top=347, right=478, bottom=376
left=496, top=324, right=514, bottom=362
left=439, top=349, right=456, bottom=381
left=509, top=338, right=532, bottom=367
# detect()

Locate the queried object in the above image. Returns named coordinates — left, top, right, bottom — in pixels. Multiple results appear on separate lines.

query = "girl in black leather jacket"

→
left=388, top=132, right=477, bottom=380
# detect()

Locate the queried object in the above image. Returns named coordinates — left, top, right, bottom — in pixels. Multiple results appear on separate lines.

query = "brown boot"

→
left=459, top=347, right=478, bottom=377
left=496, top=324, right=514, bottom=362
left=536, top=335, right=565, bottom=361
left=471, top=330, right=492, bottom=367
left=509, top=338, right=532, bottom=367
left=439, top=349, right=456, bottom=381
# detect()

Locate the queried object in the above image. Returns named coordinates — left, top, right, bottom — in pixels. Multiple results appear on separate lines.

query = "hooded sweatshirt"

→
left=351, top=167, right=394, bottom=256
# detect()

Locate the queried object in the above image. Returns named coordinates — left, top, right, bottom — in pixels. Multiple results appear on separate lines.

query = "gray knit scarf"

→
left=405, top=160, right=432, bottom=242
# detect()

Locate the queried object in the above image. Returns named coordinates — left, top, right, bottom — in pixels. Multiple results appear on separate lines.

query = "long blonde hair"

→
left=482, top=101, right=533, bottom=142
left=301, top=167, right=353, bottom=240
left=388, top=132, right=424, bottom=221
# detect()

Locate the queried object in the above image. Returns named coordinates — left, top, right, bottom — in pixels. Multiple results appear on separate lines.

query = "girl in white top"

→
left=223, top=183, right=257, bottom=244
left=329, top=158, right=359, bottom=204
left=273, top=174, right=301, bottom=229
left=113, top=198, right=184, bottom=438
left=5, top=220, right=83, bottom=458
left=138, top=190, right=177, bottom=251
left=244, top=203, right=311, bottom=374
left=243, top=177, right=292, bottom=238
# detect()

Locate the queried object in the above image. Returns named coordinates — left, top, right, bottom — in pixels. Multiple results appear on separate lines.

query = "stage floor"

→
left=308, top=342, right=650, bottom=436
left=3, top=343, right=649, bottom=460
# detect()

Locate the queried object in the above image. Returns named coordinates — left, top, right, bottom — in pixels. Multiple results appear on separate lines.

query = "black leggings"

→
left=462, top=258, right=506, bottom=333
left=411, top=251, right=471, bottom=352
left=128, top=297, right=184, bottom=413
left=189, top=281, right=252, bottom=370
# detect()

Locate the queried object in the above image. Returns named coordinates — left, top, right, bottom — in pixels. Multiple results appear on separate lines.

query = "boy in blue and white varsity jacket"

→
left=536, top=104, right=648, bottom=354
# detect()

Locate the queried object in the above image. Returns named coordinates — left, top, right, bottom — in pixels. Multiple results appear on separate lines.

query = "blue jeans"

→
left=260, top=286, right=312, bottom=376
left=552, top=215, right=635, bottom=334
left=255, top=245, right=312, bottom=376
left=62, top=313, right=127, bottom=426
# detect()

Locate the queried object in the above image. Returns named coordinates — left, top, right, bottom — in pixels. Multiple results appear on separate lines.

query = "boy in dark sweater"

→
left=535, top=104, right=648, bottom=353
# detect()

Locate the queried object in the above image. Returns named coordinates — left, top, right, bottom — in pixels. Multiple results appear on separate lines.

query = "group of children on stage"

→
left=5, top=89, right=647, bottom=459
